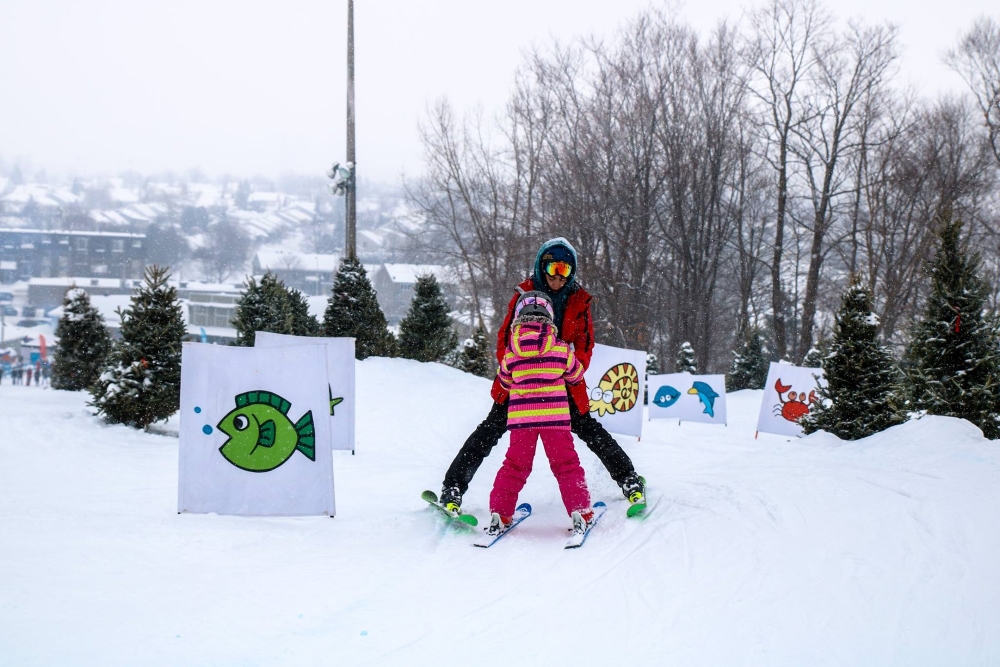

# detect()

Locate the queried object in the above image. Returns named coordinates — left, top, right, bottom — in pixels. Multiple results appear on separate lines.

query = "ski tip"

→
left=594, top=501, right=607, bottom=509
left=626, top=503, right=647, bottom=518
left=421, top=490, right=438, bottom=503
left=516, top=502, right=532, bottom=513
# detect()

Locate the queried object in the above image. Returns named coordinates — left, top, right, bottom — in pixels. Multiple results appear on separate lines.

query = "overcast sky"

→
left=0, top=0, right=992, bottom=184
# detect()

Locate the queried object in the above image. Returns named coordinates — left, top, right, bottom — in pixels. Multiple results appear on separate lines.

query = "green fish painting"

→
left=218, top=390, right=316, bottom=473
left=328, top=385, right=344, bottom=416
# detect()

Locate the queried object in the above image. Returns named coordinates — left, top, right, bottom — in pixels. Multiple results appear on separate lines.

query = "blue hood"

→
left=533, top=237, right=578, bottom=289
left=531, top=237, right=579, bottom=331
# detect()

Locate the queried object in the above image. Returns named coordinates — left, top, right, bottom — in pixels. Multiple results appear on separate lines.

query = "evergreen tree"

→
left=457, top=322, right=493, bottom=378
left=89, top=266, right=186, bottom=429
left=51, top=288, right=113, bottom=391
left=728, top=327, right=770, bottom=390
left=398, top=274, right=458, bottom=362
left=231, top=273, right=319, bottom=345
left=905, top=213, right=1000, bottom=438
left=286, top=286, right=322, bottom=337
left=675, top=341, right=698, bottom=373
left=232, top=273, right=293, bottom=347
left=324, top=256, right=396, bottom=359
left=801, top=280, right=906, bottom=439
left=802, top=345, right=824, bottom=368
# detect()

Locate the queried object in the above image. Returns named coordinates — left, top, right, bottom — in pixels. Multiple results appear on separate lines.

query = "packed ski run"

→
left=2, top=356, right=999, bottom=665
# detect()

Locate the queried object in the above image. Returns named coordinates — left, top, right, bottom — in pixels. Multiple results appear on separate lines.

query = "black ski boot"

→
left=439, top=486, right=463, bottom=515
left=621, top=473, right=645, bottom=506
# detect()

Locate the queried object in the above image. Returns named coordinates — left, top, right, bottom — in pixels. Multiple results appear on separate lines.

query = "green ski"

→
left=627, top=476, right=648, bottom=518
left=421, top=490, right=478, bottom=527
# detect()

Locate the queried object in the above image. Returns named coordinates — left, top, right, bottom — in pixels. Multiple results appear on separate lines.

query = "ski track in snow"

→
left=1, top=357, right=999, bottom=666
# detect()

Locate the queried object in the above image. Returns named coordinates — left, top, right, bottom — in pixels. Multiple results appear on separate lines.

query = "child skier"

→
left=487, top=290, right=594, bottom=536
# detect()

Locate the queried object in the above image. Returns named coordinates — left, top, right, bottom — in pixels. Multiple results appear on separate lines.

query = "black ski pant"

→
left=442, top=397, right=636, bottom=496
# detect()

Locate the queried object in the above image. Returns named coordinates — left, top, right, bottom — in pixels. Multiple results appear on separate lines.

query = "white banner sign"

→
left=178, top=343, right=336, bottom=516
left=255, top=332, right=356, bottom=452
left=584, top=343, right=646, bottom=438
left=648, top=373, right=728, bottom=425
left=755, top=362, right=825, bottom=437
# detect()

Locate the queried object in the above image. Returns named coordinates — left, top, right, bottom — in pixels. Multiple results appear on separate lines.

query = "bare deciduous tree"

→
left=946, top=17, right=1000, bottom=166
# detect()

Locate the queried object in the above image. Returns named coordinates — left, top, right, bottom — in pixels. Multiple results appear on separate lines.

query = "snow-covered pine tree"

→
left=89, top=266, right=186, bottom=429
left=51, top=288, right=113, bottom=390
left=675, top=341, right=698, bottom=373
left=801, top=280, right=906, bottom=439
left=231, top=273, right=318, bottom=346
left=324, top=256, right=396, bottom=359
left=802, top=345, right=824, bottom=368
left=457, top=322, right=493, bottom=378
left=398, top=274, right=457, bottom=362
left=727, top=327, right=769, bottom=390
left=286, top=286, right=322, bottom=337
left=904, top=212, right=1000, bottom=439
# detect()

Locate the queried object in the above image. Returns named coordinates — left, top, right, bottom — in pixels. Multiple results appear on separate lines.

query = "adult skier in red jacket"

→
left=439, top=237, right=645, bottom=512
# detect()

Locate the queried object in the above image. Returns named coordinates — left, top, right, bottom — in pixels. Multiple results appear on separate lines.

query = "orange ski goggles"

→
left=544, top=261, right=573, bottom=278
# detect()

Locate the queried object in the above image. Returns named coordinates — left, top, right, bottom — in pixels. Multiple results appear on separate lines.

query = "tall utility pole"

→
left=345, top=0, right=357, bottom=259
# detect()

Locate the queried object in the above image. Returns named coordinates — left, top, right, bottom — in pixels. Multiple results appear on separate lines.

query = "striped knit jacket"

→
left=497, top=321, right=585, bottom=430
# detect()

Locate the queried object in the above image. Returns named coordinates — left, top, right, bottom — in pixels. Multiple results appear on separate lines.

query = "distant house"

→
left=2, top=229, right=146, bottom=283
left=0, top=185, right=79, bottom=227
left=252, top=251, right=342, bottom=296
left=45, top=280, right=244, bottom=344
left=370, top=264, right=453, bottom=324
left=247, top=192, right=283, bottom=212
left=28, top=277, right=133, bottom=311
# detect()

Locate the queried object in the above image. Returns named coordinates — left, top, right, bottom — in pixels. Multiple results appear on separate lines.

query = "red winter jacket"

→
left=490, top=278, right=595, bottom=414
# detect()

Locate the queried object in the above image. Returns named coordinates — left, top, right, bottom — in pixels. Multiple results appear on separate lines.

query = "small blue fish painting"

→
left=653, top=385, right=681, bottom=408
left=688, top=381, right=720, bottom=417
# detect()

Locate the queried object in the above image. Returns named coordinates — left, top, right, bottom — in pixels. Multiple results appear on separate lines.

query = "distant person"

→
left=486, top=290, right=594, bottom=537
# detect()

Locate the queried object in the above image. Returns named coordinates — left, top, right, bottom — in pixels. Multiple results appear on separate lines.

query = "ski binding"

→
left=473, top=503, right=532, bottom=548
left=422, top=490, right=478, bottom=527
left=565, top=501, right=607, bottom=549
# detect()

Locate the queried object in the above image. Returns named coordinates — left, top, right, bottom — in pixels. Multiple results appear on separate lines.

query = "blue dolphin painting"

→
left=653, top=385, right=681, bottom=408
left=688, top=381, right=720, bottom=417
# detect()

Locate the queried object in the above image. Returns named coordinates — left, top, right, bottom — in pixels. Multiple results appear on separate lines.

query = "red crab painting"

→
left=773, top=379, right=816, bottom=422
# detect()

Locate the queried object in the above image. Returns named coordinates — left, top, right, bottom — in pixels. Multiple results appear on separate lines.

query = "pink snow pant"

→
left=490, top=428, right=591, bottom=519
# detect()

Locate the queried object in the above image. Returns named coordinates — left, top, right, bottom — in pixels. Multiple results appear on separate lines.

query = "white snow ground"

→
left=1, top=358, right=998, bottom=666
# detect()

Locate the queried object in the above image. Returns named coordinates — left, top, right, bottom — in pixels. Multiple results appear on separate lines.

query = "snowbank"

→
left=1, top=365, right=998, bottom=665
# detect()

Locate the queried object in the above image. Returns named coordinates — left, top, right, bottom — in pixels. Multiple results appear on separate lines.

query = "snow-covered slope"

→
left=1, top=359, right=998, bottom=666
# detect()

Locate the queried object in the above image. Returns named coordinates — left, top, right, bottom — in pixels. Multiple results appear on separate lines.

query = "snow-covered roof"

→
left=288, top=200, right=316, bottom=214
left=277, top=209, right=313, bottom=224
left=29, top=277, right=124, bottom=288
left=187, top=183, right=222, bottom=208
left=171, top=280, right=244, bottom=294
left=357, top=198, right=380, bottom=213
left=255, top=250, right=341, bottom=273
left=6, top=229, right=143, bottom=238
left=109, top=187, right=141, bottom=204
left=381, top=263, right=453, bottom=285
left=0, top=185, right=66, bottom=209
left=90, top=210, right=126, bottom=225
left=358, top=229, right=384, bottom=246
left=248, top=192, right=281, bottom=203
